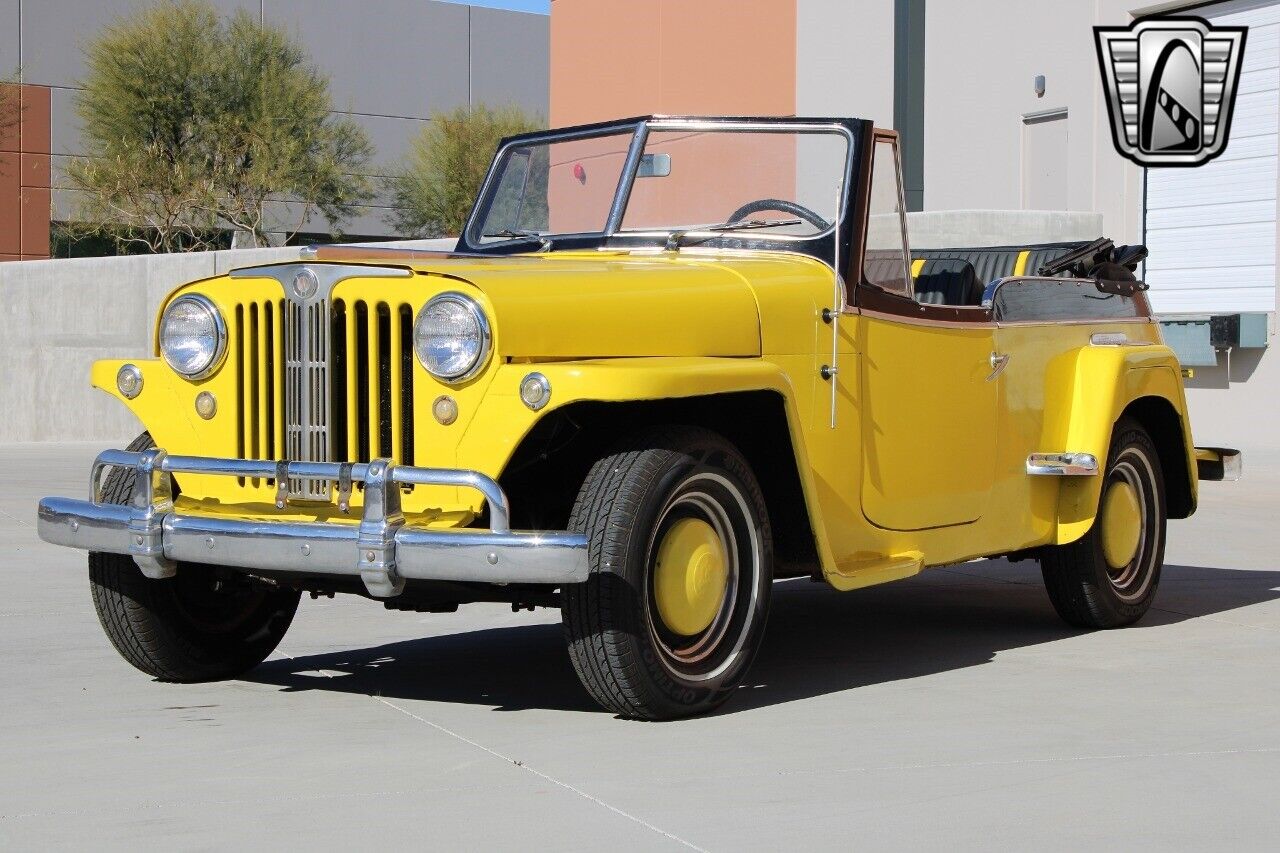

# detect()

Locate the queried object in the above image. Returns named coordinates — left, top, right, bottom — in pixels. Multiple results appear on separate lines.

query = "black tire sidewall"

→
left=89, top=432, right=301, bottom=682
left=1083, top=424, right=1167, bottom=624
left=623, top=450, right=771, bottom=710
left=565, top=427, right=774, bottom=718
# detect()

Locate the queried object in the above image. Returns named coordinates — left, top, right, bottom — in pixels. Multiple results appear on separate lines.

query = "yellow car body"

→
left=88, top=245, right=1199, bottom=593
left=39, top=115, right=1237, bottom=718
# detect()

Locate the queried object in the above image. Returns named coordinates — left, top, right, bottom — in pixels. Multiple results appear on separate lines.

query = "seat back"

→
left=914, top=258, right=982, bottom=306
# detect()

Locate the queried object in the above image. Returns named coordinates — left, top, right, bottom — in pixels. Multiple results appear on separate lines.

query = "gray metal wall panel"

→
left=19, top=0, right=255, bottom=89
left=48, top=85, right=81, bottom=156
left=343, top=112, right=430, bottom=177
left=264, top=0, right=470, bottom=120
left=0, top=0, right=18, bottom=75
left=469, top=6, right=549, bottom=117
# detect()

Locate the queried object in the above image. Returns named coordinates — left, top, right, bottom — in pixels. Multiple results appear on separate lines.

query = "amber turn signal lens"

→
left=433, top=395, right=459, bottom=425
left=195, top=391, right=217, bottom=420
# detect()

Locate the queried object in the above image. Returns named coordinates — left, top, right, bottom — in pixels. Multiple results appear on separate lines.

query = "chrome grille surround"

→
left=230, top=263, right=415, bottom=503
left=284, top=297, right=332, bottom=500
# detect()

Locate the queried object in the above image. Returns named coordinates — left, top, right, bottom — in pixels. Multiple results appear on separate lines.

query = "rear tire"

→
left=1039, top=418, right=1167, bottom=628
left=562, top=426, right=773, bottom=719
left=89, top=433, right=301, bottom=682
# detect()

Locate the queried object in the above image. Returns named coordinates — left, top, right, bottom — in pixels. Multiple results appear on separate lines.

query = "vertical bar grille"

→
left=336, top=299, right=415, bottom=466
left=234, top=299, right=279, bottom=488
left=234, top=295, right=415, bottom=499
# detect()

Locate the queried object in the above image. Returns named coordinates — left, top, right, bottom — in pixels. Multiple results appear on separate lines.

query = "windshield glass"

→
left=470, top=121, right=852, bottom=246
left=474, top=130, right=633, bottom=243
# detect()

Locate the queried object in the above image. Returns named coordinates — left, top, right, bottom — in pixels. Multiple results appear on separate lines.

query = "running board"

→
left=1026, top=453, right=1099, bottom=476
left=826, top=551, right=924, bottom=592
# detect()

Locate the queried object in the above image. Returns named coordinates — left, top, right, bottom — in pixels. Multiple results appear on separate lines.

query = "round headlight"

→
left=414, top=293, right=491, bottom=382
left=160, top=294, right=226, bottom=379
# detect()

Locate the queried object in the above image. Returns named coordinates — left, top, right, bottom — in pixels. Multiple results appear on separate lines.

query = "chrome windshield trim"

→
left=463, top=117, right=857, bottom=252
left=605, top=123, right=650, bottom=236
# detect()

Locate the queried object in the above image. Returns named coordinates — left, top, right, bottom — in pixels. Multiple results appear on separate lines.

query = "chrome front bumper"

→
left=37, top=449, right=588, bottom=598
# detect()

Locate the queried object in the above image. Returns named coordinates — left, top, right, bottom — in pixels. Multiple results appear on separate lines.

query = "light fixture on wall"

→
left=1034, top=75, right=1046, bottom=98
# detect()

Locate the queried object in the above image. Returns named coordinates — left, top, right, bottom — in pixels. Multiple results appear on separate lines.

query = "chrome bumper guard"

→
left=37, top=449, right=589, bottom=598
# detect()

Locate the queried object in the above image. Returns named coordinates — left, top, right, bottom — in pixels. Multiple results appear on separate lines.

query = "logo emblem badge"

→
left=1095, top=16, right=1246, bottom=167
left=291, top=267, right=320, bottom=300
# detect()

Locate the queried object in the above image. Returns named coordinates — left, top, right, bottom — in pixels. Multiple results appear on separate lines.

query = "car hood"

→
left=404, top=252, right=763, bottom=359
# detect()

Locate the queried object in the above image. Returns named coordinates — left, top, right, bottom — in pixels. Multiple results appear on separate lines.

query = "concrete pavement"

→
left=1, top=443, right=1277, bottom=850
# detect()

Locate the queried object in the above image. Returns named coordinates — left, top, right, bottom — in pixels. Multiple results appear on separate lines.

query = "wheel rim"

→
left=1101, top=448, right=1160, bottom=602
left=644, top=471, right=762, bottom=683
left=654, top=517, right=730, bottom=637
left=1101, top=479, right=1142, bottom=570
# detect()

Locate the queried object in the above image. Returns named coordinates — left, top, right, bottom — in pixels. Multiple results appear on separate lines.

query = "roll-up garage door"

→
left=1144, top=0, right=1279, bottom=314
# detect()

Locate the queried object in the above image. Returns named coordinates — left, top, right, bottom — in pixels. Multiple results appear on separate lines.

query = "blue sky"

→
left=440, top=0, right=549, bottom=13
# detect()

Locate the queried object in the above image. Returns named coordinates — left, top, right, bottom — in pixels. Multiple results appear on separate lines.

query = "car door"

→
left=855, top=133, right=999, bottom=531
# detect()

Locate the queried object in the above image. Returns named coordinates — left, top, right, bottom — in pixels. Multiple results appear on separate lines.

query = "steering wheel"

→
left=727, top=198, right=831, bottom=231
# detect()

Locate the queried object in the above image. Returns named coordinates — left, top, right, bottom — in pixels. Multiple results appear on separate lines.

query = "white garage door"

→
left=1145, top=0, right=1279, bottom=314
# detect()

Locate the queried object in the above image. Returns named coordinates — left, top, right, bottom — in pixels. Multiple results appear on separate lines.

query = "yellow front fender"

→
left=460, top=357, right=837, bottom=569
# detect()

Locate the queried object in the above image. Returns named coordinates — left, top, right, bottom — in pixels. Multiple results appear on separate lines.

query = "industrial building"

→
left=0, top=0, right=549, bottom=260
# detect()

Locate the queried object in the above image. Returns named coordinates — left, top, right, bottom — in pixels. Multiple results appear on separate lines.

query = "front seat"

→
left=914, top=259, right=981, bottom=306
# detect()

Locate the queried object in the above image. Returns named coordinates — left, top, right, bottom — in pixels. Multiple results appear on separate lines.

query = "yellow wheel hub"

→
left=1101, top=480, right=1142, bottom=569
left=653, top=518, right=729, bottom=636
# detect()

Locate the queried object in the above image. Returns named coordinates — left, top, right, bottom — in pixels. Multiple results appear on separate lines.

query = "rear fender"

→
left=1042, top=344, right=1196, bottom=544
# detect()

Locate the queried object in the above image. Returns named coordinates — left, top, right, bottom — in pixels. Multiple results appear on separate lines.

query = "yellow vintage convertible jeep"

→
left=38, top=116, right=1240, bottom=719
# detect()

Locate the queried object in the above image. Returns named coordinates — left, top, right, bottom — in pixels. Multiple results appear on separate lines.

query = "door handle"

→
left=987, top=352, right=1010, bottom=382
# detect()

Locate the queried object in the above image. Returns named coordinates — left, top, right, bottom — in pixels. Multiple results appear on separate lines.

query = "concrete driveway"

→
left=2, top=443, right=1277, bottom=850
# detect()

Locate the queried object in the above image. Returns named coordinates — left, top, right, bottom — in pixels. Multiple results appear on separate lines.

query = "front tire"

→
left=89, top=433, right=301, bottom=682
left=562, top=427, right=773, bottom=719
left=1039, top=418, right=1167, bottom=628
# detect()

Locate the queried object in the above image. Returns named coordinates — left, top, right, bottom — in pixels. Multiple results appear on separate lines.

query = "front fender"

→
left=459, top=357, right=837, bottom=568
left=1042, top=344, right=1196, bottom=544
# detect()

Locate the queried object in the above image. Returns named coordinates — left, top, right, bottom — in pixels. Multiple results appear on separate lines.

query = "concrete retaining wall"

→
left=2, top=231, right=1275, bottom=454
left=0, top=240, right=454, bottom=443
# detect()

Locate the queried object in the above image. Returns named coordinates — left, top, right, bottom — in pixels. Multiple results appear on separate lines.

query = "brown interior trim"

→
left=856, top=280, right=996, bottom=325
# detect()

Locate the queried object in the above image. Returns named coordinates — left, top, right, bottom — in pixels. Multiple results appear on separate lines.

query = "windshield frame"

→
left=458, top=115, right=863, bottom=261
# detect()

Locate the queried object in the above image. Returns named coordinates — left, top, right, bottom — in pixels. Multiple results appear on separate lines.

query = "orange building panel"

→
left=0, top=84, right=18, bottom=153
left=19, top=86, right=51, bottom=155
left=21, top=152, right=51, bottom=189
left=0, top=153, right=19, bottom=255
left=20, top=186, right=51, bottom=258
left=551, top=0, right=796, bottom=127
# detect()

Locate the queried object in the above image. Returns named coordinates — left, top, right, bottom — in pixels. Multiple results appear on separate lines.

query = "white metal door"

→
left=1144, top=0, right=1279, bottom=314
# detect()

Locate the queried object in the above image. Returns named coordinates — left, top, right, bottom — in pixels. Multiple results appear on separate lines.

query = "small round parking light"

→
left=116, top=364, right=143, bottom=399
left=432, top=395, right=459, bottom=425
left=519, top=373, right=551, bottom=411
left=194, top=391, right=218, bottom=420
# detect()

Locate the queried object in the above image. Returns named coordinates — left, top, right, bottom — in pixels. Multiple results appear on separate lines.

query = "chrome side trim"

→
left=1027, top=453, right=1100, bottom=476
left=39, top=449, right=588, bottom=597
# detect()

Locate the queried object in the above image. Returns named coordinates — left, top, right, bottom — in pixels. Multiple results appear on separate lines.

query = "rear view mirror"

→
left=638, top=153, right=671, bottom=178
